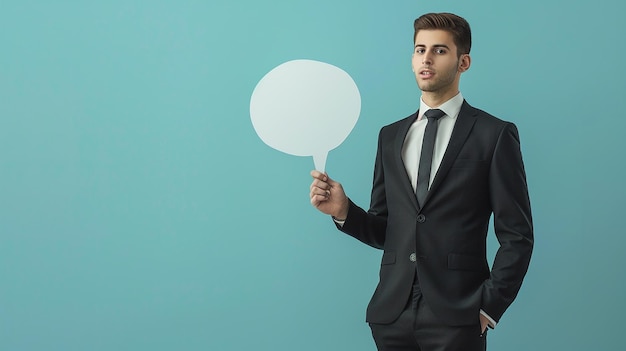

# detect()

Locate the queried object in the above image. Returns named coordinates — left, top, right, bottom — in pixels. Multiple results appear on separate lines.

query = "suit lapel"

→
left=394, top=112, right=420, bottom=211
left=422, top=101, right=478, bottom=207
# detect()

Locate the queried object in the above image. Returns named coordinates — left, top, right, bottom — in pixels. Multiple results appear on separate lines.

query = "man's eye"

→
left=415, top=49, right=425, bottom=54
left=435, top=49, right=446, bottom=54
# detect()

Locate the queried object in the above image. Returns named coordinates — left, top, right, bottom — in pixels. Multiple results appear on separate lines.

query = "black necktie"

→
left=416, top=109, right=445, bottom=207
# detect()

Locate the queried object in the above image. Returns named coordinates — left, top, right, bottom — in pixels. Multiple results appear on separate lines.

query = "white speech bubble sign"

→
left=250, top=59, right=361, bottom=172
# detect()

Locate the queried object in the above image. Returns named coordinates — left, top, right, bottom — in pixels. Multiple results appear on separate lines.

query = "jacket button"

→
left=417, top=214, right=426, bottom=223
left=409, top=253, right=417, bottom=262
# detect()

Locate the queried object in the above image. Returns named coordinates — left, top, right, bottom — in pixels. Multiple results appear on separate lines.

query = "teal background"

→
left=1, top=1, right=625, bottom=350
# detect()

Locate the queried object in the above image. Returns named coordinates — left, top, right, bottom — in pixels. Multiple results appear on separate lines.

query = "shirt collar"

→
left=418, top=92, right=464, bottom=121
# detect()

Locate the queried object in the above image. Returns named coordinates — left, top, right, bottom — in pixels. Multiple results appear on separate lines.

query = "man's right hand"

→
left=309, top=170, right=349, bottom=220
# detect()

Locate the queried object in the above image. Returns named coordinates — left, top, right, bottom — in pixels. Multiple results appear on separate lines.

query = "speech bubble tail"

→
left=313, top=152, right=328, bottom=173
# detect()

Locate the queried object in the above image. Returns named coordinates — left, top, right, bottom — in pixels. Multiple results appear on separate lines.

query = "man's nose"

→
left=422, top=52, right=433, bottom=65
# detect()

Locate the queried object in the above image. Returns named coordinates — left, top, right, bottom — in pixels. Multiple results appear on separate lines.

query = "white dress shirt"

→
left=402, top=92, right=463, bottom=191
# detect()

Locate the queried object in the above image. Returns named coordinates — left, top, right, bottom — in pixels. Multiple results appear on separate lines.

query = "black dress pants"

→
left=369, top=278, right=487, bottom=351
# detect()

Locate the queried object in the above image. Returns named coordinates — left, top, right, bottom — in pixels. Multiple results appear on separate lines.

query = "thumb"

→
left=324, top=173, right=341, bottom=188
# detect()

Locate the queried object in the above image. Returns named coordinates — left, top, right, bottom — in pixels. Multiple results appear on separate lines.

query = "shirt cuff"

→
left=332, top=217, right=345, bottom=227
left=480, top=309, right=497, bottom=329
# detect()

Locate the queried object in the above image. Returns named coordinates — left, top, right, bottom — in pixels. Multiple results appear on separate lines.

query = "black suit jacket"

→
left=339, top=100, right=533, bottom=326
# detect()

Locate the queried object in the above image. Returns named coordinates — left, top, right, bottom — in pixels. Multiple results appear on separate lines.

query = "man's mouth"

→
left=419, top=69, right=434, bottom=78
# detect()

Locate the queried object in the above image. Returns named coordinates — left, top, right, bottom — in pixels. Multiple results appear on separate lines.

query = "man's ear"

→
left=458, top=54, right=471, bottom=72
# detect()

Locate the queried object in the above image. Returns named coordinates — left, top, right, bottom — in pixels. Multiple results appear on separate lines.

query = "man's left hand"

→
left=479, top=314, right=490, bottom=333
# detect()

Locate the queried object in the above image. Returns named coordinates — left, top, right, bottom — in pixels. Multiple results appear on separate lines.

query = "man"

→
left=309, top=12, right=533, bottom=351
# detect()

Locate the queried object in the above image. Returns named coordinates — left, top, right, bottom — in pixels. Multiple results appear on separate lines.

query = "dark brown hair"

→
left=413, top=13, right=472, bottom=57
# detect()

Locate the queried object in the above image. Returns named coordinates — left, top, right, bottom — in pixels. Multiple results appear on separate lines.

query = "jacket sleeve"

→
left=481, top=122, right=534, bottom=322
left=337, top=128, right=388, bottom=250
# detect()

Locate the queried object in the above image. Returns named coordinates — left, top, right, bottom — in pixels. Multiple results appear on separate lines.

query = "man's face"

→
left=411, top=29, right=465, bottom=96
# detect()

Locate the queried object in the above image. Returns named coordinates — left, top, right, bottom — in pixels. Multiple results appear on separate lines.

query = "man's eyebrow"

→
left=414, top=44, right=451, bottom=49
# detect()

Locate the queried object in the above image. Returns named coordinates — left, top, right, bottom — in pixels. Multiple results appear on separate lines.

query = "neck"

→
left=421, top=89, right=459, bottom=108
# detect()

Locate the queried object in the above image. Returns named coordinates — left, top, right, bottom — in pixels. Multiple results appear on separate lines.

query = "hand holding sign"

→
left=250, top=59, right=361, bottom=172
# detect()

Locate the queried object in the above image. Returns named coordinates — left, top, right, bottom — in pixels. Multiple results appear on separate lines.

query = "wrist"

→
left=334, top=199, right=349, bottom=221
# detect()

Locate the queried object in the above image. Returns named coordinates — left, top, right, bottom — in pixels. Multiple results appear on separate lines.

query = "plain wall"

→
left=1, top=1, right=625, bottom=350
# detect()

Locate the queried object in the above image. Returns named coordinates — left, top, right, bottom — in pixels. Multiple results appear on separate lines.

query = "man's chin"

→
left=418, top=83, right=436, bottom=92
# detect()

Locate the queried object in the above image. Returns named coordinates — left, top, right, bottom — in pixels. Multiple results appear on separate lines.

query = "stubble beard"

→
left=417, top=60, right=459, bottom=95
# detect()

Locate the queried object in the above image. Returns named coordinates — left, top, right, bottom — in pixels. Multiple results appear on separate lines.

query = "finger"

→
left=310, top=187, right=330, bottom=199
left=310, top=170, right=328, bottom=181
left=310, top=178, right=330, bottom=191
left=310, top=193, right=329, bottom=206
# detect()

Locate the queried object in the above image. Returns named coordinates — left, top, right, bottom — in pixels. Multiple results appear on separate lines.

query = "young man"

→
left=310, top=13, right=533, bottom=351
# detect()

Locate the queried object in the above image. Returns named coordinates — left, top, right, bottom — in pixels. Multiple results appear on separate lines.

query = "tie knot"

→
left=424, top=109, right=445, bottom=121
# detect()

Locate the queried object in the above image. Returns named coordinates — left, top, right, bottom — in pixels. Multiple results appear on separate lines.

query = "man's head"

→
left=413, top=13, right=471, bottom=58
left=411, top=13, right=472, bottom=105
